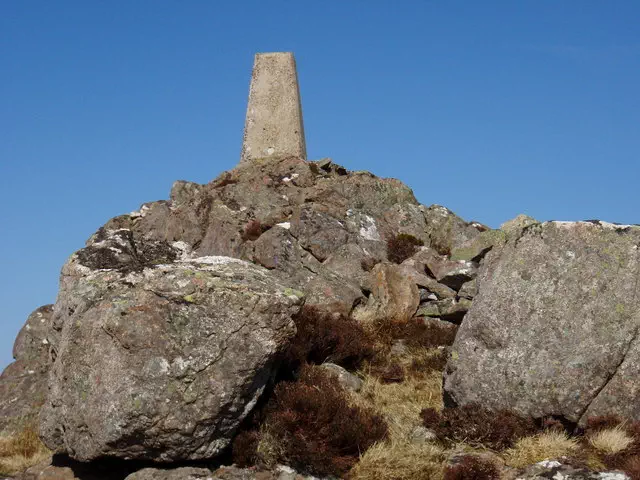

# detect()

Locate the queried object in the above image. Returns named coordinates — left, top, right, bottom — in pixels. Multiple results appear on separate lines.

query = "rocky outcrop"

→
left=444, top=220, right=640, bottom=423
left=39, top=230, right=303, bottom=462
left=91, top=157, right=478, bottom=316
left=0, top=305, right=56, bottom=434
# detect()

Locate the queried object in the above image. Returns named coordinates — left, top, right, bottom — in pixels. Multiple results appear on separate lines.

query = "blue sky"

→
left=1, top=1, right=639, bottom=370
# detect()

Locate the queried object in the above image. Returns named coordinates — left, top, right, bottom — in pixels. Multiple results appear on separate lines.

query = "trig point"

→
left=240, top=52, right=307, bottom=164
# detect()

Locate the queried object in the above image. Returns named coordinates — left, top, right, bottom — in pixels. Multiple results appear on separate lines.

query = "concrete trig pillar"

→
left=240, top=52, right=307, bottom=164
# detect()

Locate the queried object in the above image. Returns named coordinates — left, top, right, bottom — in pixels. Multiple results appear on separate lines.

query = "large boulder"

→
left=444, top=220, right=640, bottom=423
left=40, top=230, right=303, bottom=462
left=0, top=305, right=55, bottom=434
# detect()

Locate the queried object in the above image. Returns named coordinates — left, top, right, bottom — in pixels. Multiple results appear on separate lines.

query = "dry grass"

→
left=588, top=425, right=635, bottom=454
left=0, top=427, right=51, bottom=476
left=503, top=430, right=579, bottom=468
left=348, top=440, right=445, bottom=480
left=356, top=356, right=443, bottom=441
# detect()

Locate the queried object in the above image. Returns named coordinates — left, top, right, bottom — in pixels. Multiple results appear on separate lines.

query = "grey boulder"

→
left=445, top=220, right=640, bottom=423
left=40, top=230, right=302, bottom=462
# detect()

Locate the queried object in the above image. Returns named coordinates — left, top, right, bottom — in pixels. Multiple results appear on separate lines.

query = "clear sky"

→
left=1, top=1, right=639, bottom=370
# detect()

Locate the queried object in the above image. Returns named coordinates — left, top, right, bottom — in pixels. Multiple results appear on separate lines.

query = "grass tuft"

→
left=588, top=425, right=635, bottom=454
left=357, top=355, right=443, bottom=441
left=503, top=430, right=579, bottom=468
left=348, top=440, right=445, bottom=480
left=0, top=426, right=51, bottom=476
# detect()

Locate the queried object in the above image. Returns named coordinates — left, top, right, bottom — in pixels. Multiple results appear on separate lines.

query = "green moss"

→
left=283, top=287, right=305, bottom=299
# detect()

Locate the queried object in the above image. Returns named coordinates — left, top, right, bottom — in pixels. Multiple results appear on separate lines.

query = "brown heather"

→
left=374, top=316, right=457, bottom=349
left=421, top=404, right=537, bottom=450
left=285, top=305, right=379, bottom=370
left=386, top=233, right=424, bottom=264
left=241, top=219, right=264, bottom=241
left=234, top=365, right=388, bottom=477
left=443, top=455, right=500, bottom=480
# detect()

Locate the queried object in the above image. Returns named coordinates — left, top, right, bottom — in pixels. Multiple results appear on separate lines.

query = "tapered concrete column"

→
left=240, top=52, right=306, bottom=164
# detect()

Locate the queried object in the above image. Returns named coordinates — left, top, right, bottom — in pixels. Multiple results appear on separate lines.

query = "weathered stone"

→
left=511, top=460, right=629, bottom=480
left=408, top=425, right=437, bottom=444
left=500, top=214, right=538, bottom=240
left=319, top=363, right=363, bottom=392
left=321, top=243, right=370, bottom=287
left=399, top=257, right=457, bottom=299
left=12, top=305, right=55, bottom=363
left=352, top=263, right=419, bottom=323
left=125, top=467, right=215, bottom=480
left=40, top=233, right=302, bottom=462
left=457, top=279, right=477, bottom=299
left=415, top=303, right=440, bottom=317
left=430, top=260, right=478, bottom=291
left=445, top=221, right=640, bottom=423
left=450, top=229, right=507, bottom=262
left=417, top=298, right=471, bottom=323
left=170, top=180, right=203, bottom=208
left=290, top=205, right=350, bottom=262
left=240, top=52, right=306, bottom=164
left=422, top=205, right=484, bottom=255
left=0, top=305, right=55, bottom=435
left=207, top=465, right=323, bottom=480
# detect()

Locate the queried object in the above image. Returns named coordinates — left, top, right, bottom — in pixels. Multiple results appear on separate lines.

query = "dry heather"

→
left=232, top=364, right=387, bottom=477
left=286, top=305, right=379, bottom=370
left=386, top=233, right=424, bottom=264
left=503, top=430, right=579, bottom=468
left=0, top=426, right=51, bottom=476
left=443, top=455, right=501, bottom=480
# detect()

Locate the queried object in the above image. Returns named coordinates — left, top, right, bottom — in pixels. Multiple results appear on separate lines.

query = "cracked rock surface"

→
left=39, top=232, right=302, bottom=462
left=444, top=220, right=640, bottom=423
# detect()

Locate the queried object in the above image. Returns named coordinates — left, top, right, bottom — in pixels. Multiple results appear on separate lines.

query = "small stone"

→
left=409, top=425, right=437, bottom=444
left=319, top=363, right=363, bottom=392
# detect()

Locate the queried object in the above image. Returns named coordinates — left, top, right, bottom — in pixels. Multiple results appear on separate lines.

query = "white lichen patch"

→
left=73, top=261, right=93, bottom=276
left=129, top=204, right=151, bottom=218
left=537, top=460, right=562, bottom=469
left=598, top=473, right=630, bottom=480
left=184, top=256, right=250, bottom=266
left=551, top=220, right=637, bottom=231
left=431, top=205, right=452, bottom=217
left=282, top=173, right=299, bottom=183
left=359, top=215, right=381, bottom=241
left=276, top=222, right=291, bottom=230
left=172, top=241, right=192, bottom=260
